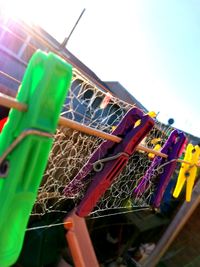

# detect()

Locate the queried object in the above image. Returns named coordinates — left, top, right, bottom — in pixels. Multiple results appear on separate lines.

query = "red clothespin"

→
left=64, top=107, right=154, bottom=217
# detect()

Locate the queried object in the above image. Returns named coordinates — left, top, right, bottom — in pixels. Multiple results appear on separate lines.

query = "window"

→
left=0, top=31, right=23, bottom=54
left=91, top=97, right=103, bottom=109
left=7, top=23, right=27, bottom=40
left=29, top=38, right=46, bottom=51
left=83, top=89, right=94, bottom=103
left=71, top=78, right=83, bottom=93
left=103, top=103, right=122, bottom=125
left=21, top=45, right=35, bottom=62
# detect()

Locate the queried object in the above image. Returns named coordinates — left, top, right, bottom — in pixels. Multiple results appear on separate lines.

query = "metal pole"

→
left=60, top=8, right=86, bottom=49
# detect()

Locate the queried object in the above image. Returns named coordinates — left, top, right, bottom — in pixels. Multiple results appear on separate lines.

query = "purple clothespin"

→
left=134, top=130, right=186, bottom=208
left=64, top=107, right=154, bottom=217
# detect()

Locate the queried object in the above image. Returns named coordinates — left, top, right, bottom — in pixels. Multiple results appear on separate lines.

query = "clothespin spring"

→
left=93, top=152, right=129, bottom=172
left=156, top=158, right=178, bottom=172
left=0, top=129, right=53, bottom=178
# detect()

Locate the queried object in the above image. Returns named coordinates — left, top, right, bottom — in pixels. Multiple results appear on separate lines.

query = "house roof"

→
left=104, top=81, right=148, bottom=111
left=17, top=20, right=146, bottom=107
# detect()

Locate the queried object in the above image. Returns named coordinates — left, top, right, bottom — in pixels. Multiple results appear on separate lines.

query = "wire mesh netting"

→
left=32, top=68, right=173, bottom=218
left=0, top=22, right=175, bottom=219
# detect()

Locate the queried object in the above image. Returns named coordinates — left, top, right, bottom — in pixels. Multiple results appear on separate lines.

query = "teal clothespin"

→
left=0, top=50, right=72, bottom=267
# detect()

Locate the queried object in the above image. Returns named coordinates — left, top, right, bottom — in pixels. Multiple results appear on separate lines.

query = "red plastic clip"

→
left=0, top=117, right=7, bottom=132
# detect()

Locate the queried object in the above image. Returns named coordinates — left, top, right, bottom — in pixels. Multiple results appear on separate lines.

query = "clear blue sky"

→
left=1, top=0, right=200, bottom=137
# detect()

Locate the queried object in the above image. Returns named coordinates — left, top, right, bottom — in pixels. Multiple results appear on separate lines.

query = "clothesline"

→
left=0, top=92, right=199, bottom=167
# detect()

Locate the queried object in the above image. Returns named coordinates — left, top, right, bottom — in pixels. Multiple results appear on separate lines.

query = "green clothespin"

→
left=0, top=50, right=72, bottom=267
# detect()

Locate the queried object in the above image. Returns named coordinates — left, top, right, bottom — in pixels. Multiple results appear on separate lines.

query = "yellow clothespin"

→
left=151, top=137, right=161, bottom=145
left=148, top=137, right=161, bottom=159
left=148, top=111, right=157, bottom=118
left=135, top=111, right=157, bottom=127
left=148, top=143, right=161, bottom=159
left=173, top=144, right=200, bottom=202
left=112, top=125, right=117, bottom=131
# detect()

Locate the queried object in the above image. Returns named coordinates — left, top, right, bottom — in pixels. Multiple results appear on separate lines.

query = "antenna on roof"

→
left=60, top=8, right=86, bottom=49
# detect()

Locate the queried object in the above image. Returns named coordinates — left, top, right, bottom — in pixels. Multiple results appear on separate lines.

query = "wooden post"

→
left=64, top=211, right=99, bottom=267
left=142, top=180, right=200, bottom=267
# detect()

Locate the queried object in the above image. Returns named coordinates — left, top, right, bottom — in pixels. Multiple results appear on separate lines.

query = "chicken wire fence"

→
left=31, top=68, right=174, bottom=218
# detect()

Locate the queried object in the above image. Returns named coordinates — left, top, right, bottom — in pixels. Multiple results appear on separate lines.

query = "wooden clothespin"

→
left=173, top=143, right=200, bottom=202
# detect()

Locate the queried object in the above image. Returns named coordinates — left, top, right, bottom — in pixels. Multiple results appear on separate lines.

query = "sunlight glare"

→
left=1, top=0, right=47, bottom=25
left=0, top=0, right=87, bottom=42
